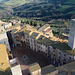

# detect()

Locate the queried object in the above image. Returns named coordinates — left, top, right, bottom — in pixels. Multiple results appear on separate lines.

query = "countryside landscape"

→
left=0, top=0, right=74, bottom=36
left=0, top=0, right=75, bottom=75
left=0, top=0, right=75, bottom=20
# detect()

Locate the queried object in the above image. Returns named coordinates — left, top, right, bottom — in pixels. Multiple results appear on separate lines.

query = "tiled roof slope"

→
left=38, top=24, right=50, bottom=32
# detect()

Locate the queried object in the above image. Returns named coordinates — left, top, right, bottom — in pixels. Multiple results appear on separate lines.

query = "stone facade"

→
left=68, top=19, right=75, bottom=49
left=0, top=26, right=11, bottom=51
left=17, top=28, right=75, bottom=66
left=49, top=46, right=74, bottom=65
left=14, top=21, right=75, bottom=66
left=36, top=43, right=48, bottom=56
left=29, top=62, right=41, bottom=75
left=25, top=33, right=30, bottom=48
left=10, top=58, right=22, bottom=75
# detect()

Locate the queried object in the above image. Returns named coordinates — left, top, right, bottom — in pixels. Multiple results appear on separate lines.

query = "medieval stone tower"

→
left=68, top=19, right=75, bottom=49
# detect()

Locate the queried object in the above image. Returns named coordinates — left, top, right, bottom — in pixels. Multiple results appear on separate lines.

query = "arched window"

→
left=4, top=41, right=6, bottom=44
left=53, top=51, right=55, bottom=52
left=46, top=53, right=47, bottom=56
left=64, top=54, right=66, bottom=56
left=69, top=57, right=71, bottom=59
left=59, top=52, right=61, bottom=54
left=63, top=59, right=66, bottom=64
left=1, top=63, right=4, bottom=65
left=38, top=50, right=40, bottom=52
left=53, top=47, right=56, bottom=49
left=54, top=54, right=55, bottom=58
left=46, top=50, right=47, bottom=52
left=64, top=59, right=66, bottom=62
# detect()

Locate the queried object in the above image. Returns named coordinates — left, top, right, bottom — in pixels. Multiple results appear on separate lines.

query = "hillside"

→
left=65, top=0, right=75, bottom=4
left=13, top=1, right=75, bottom=21
left=0, top=0, right=75, bottom=6
left=0, top=0, right=9, bottom=2
left=1, top=0, right=46, bottom=6
left=4, top=0, right=26, bottom=6
left=0, top=0, right=27, bottom=18
left=0, top=0, right=75, bottom=20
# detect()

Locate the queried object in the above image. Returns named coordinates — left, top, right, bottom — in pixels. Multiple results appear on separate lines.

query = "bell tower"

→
left=68, top=19, right=75, bottom=49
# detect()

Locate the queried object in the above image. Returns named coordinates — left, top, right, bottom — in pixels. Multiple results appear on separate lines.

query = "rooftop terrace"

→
left=37, top=36, right=72, bottom=53
left=57, top=61, right=75, bottom=75
left=41, top=65, right=57, bottom=75
left=57, top=61, right=75, bottom=72
left=29, top=62, right=41, bottom=72
left=30, top=32, right=39, bottom=39
left=10, top=58, right=19, bottom=67
left=24, top=30, right=31, bottom=34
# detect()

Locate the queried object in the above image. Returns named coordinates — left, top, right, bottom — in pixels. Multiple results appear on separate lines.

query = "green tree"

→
left=34, top=22, right=37, bottom=26
left=26, top=20, right=29, bottom=24
left=40, top=23, right=42, bottom=26
left=30, top=20, right=33, bottom=25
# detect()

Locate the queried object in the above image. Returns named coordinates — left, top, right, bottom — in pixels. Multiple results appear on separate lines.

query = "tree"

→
left=30, top=20, right=33, bottom=25
left=40, top=23, right=42, bottom=26
left=34, top=22, right=37, bottom=26
left=26, top=20, right=29, bottom=24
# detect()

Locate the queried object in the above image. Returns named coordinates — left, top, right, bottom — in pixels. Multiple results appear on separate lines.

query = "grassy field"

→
left=4, top=0, right=26, bottom=6
left=57, top=5, right=72, bottom=12
left=0, top=0, right=75, bottom=20
left=65, top=22, right=70, bottom=26
left=13, top=2, right=75, bottom=21
left=65, top=0, right=75, bottom=4
left=56, top=5, right=75, bottom=15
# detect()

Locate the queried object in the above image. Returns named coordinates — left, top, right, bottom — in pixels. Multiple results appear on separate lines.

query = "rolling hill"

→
left=0, top=0, right=47, bottom=6
left=4, top=0, right=26, bottom=6
left=65, top=0, right=75, bottom=4
left=0, top=0, right=75, bottom=6
left=0, top=0, right=75, bottom=20
left=0, top=0, right=9, bottom=2
left=13, top=0, right=75, bottom=21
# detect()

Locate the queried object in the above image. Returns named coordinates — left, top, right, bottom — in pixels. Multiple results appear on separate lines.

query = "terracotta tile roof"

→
left=38, top=24, right=50, bottom=32
left=45, top=28, right=52, bottom=32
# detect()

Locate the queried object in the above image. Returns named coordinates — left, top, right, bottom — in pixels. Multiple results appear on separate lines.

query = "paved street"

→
left=11, top=46, right=50, bottom=75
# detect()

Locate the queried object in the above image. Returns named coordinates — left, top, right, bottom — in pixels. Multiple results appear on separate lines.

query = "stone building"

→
left=0, top=26, right=11, bottom=51
left=24, top=30, right=32, bottom=48
left=29, top=62, right=41, bottom=75
left=28, top=61, right=75, bottom=75
left=10, top=58, right=22, bottom=75
left=14, top=21, right=75, bottom=66
left=0, top=44, right=11, bottom=75
left=0, top=44, right=22, bottom=75
left=16, top=28, right=75, bottom=66
left=36, top=36, right=49, bottom=56
left=57, top=61, right=75, bottom=75
left=68, top=19, right=75, bottom=49
left=0, top=20, right=12, bottom=29
left=30, top=31, right=43, bottom=51
left=42, top=65, right=58, bottom=75
left=38, top=24, right=53, bottom=37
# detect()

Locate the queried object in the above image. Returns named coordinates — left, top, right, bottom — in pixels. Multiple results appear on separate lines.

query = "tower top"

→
left=71, top=19, right=75, bottom=21
left=68, top=19, right=75, bottom=49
